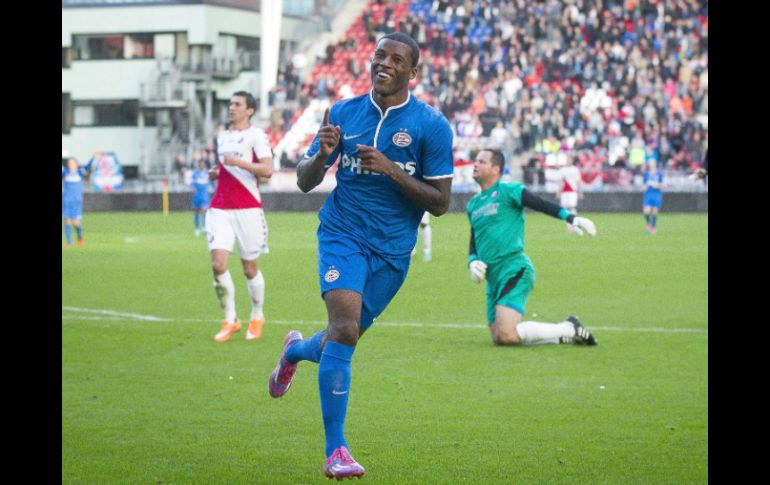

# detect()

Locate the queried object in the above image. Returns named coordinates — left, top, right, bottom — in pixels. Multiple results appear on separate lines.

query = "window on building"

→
left=62, top=93, right=72, bottom=134
left=72, top=32, right=184, bottom=61
left=175, top=33, right=189, bottom=64
left=72, top=100, right=141, bottom=127
left=62, top=47, right=72, bottom=68
left=237, top=35, right=260, bottom=70
left=73, top=35, right=124, bottom=60
left=154, top=34, right=175, bottom=59
left=124, top=34, right=154, bottom=59
left=142, top=109, right=158, bottom=127
left=215, top=33, right=260, bottom=71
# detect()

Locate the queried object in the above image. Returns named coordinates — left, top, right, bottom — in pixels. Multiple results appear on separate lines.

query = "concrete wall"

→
left=82, top=191, right=708, bottom=213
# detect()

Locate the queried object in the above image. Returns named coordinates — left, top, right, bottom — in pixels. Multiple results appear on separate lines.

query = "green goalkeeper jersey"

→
left=466, top=180, right=527, bottom=266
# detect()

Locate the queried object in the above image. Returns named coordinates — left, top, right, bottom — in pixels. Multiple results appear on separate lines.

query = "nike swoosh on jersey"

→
left=332, top=389, right=349, bottom=395
left=343, top=133, right=364, bottom=140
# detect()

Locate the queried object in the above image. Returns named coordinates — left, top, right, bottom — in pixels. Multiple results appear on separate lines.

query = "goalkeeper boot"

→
left=561, top=316, right=598, bottom=345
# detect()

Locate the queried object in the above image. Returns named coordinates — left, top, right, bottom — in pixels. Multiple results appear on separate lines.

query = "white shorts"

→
left=560, top=192, right=578, bottom=210
left=205, top=207, right=269, bottom=261
left=420, top=212, right=430, bottom=226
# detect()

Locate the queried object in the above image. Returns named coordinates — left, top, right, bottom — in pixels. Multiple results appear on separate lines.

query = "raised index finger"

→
left=322, top=107, right=330, bottom=126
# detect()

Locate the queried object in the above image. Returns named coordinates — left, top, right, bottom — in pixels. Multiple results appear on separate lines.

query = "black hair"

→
left=232, top=91, right=257, bottom=112
left=378, top=32, right=420, bottom=68
left=484, top=148, right=506, bottom=172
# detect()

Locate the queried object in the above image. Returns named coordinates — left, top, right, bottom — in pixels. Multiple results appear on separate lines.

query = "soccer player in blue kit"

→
left=190, top=158, right=212, bottom=236
left=267, top=32, right=454, bottom=479
left=642, top=159, right=665, bottom=234
left=62, top=157, right=92, bottom=248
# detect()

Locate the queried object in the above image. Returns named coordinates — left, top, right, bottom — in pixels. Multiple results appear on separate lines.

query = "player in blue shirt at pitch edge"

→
left=190, top=158, right=213, bottom=236
left=642, top=159, right=665, bottom=234
left=267, top=32, right=454, bottom=480
left=62, top=157, right=92, bottom=248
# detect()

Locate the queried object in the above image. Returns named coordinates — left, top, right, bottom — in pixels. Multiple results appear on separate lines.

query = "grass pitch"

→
left=62, top=211, right=707, bottom=484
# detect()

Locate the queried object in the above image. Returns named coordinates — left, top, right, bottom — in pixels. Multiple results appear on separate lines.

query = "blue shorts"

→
left=317, top=226, right=411, bottom=330
left=62, top=199, right=82, bottom=220
left=193, top=193, right=210, bottom=209
left=643, top=192, right=662, bottom=208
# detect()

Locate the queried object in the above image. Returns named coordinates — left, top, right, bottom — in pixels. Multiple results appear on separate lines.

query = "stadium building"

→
left=62, top=0, right=352, bottom=184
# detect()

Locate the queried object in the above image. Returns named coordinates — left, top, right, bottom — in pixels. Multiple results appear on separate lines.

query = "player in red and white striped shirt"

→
left=556, top=156, right=584, bottom=234
left=206, top=91, right=274, bottom=342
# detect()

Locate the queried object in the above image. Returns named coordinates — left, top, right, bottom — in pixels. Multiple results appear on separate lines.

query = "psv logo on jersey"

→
left=392, top=132, right=412, bottom=147
left=324, top=267, right=340, bottom=283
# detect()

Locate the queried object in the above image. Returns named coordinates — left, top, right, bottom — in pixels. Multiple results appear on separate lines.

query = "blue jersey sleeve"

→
left=305, top=105, right=343, bottom=168
left=420, top=116, right=454, bottom=179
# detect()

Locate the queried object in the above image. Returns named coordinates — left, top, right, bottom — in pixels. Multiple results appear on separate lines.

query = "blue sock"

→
left=64, top=224, right=72, bottom=245
left=286, top=330, right=325, bottom=364
left=318, top=341, right=355, bottom=457
left=202, top=211, right=206, bottom=228
left=75, top=225, right=82, bottom=240
left=651, top=215, right=657, bottom=228
left=194, top=212, right=200, bottom=229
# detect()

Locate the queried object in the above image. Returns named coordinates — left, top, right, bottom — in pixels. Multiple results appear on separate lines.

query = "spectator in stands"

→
left=270, top=0, right=706, bottom=191
left=174, top=153, right=187, bottom=182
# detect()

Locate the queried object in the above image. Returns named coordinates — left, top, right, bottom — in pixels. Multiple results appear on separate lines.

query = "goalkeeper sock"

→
left=516, top=321, right=574, bottom=345
left=644, top=214, right=650, bottom=224
left=213, top=270, right=237, bottom=323
left=75, top=225, right=83, bottom=241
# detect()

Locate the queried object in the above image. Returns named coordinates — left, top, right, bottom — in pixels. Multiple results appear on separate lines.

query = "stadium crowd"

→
left=263, top=0, right=707, bottom=190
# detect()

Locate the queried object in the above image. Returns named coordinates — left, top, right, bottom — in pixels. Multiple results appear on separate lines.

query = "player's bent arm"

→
left=387, top=171, right=452, bottom=216
left=226, top=155, right=273, bottom=179
left=296, top=153, right=329, bottom=193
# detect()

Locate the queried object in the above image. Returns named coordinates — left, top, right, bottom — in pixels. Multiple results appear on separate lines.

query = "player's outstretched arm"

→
left=521, top=188, right=596, bottom=236
left=297, top=107, right=339, bottom=193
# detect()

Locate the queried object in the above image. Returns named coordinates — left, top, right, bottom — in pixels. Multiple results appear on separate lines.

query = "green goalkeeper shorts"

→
left=485, top=254, right=536, bottom=325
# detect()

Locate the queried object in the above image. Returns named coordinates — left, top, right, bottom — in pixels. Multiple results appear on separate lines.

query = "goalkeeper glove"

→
left=571, top=216, right=597, bottom=236
left=469, top=260, right=487, bottom=284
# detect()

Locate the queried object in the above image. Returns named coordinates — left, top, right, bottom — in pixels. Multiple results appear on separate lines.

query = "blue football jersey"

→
left=643, top=170, right=663, bottom=196
left=62, top=167, right=87, bottom=202
left=306, top=92, right=454, bottom=256
left=191, top=169, right=212, bottom=196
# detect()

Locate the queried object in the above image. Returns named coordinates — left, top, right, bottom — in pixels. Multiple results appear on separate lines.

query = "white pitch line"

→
left=61, top=306, right=171, bottom=322
left=590, top=325, right=708, bottom=334
left=61, top=308, right=707, bottom=334
left=62, top=315, right=127, bottom=321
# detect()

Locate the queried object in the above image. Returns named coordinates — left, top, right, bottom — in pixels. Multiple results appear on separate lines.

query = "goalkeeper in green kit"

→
left=467, top=148, right=599, bottom=346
